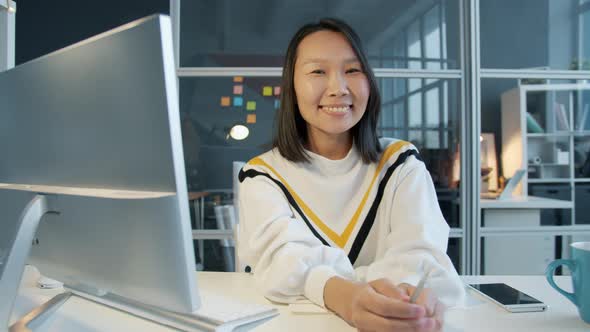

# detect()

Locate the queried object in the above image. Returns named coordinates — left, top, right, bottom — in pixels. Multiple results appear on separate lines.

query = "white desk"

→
left=480, top=195, right=573, bottom=209
left=10, top=269, right=589, bottom=332
left=480, top=195, right=573, bottom=275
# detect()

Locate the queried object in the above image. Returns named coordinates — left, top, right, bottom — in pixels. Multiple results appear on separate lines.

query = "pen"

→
left=409, top=268, right=432, bottom=303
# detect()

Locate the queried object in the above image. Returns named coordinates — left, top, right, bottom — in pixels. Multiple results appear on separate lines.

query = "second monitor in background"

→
left=481, top=169, right=526, bottom=200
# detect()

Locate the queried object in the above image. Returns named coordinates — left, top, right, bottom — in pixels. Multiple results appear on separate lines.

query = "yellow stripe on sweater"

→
left=248, top=141, right=410, bottom=248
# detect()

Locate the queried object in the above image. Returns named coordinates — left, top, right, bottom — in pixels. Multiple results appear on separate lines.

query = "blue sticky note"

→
left=233, top=97, right=243, bottom=107
left=274, top=99, right=280, bottom=110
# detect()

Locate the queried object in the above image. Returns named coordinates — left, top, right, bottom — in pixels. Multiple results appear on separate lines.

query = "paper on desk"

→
left=289, top=299, right=330, bottom=315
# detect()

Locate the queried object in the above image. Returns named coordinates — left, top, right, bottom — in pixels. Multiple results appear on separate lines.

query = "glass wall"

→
left=379, top=78, right=461, bottom=232
left=179, top=77, right=280, bottom=191
left=580, top=0, right=590, bottom=64
left=178, top=0, right=465, bottom=273
left=479, top=0, right=590, bottom=275
left=480, top=0, right=589, bottom=71
left=180, top=0, right=461, bottom=69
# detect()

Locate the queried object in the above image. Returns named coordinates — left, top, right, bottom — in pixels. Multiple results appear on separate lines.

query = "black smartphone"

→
left=469, top=283, right=547, bottom=313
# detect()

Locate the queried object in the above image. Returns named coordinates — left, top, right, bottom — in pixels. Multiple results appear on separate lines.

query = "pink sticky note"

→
left=274, top=86, right=281, bottom=96
left=233, top=85, right=243, bottom=95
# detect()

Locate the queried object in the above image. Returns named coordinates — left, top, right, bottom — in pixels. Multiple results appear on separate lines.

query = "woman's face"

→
left=293, top=30, right=370, bottom=144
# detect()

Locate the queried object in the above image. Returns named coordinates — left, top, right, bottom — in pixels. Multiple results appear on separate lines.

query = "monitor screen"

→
left=0, top=15, right=200, bottom=314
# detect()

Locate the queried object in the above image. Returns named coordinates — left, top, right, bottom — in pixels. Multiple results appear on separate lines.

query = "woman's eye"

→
left=310, top=69, right=325, bottom=74
left=346, top=68, right=362, bottom=74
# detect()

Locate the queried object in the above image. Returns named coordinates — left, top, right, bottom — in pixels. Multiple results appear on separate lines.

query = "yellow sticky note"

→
left=233, top=85, right=243, bottom=95
left=233, top=76, right=243, bottom=83
left=263, top=86, right=272, bottom=96
left=221, top=96, right=230, bottom=107
left=246, top=114, right=257, bottom=124
left=274, top=86, right=281, bottom=96
left=246, top=101, right=256, bottom=111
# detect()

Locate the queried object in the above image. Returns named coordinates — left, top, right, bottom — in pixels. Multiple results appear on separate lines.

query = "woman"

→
left=237, top=18, right=464, bottom=332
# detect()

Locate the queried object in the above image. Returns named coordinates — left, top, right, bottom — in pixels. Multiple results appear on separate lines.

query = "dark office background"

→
left=14, top=0, right=169, bottom=65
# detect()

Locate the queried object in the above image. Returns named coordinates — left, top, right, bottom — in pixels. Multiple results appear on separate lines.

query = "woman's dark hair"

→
left=272, top=17, right=382, bottom=164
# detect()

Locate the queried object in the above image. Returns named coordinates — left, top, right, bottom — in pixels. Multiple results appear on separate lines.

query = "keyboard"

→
left=68, top=286, right=279, bottom=331
left=189, top=290, right=279, bottom=326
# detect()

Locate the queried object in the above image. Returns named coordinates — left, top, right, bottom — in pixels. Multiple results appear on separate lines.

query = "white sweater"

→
left=237, top=138, right=465, bottom=308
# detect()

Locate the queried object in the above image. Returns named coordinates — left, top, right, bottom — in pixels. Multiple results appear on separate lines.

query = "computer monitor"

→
left=0, top=15, right=200, bottom=326
left=480, top=169, right=526, bottom=200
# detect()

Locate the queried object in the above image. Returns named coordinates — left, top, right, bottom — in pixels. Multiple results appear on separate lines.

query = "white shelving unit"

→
left=485, top=83, right=590, bottom=274
left=501, top=83, right=590, bottom=221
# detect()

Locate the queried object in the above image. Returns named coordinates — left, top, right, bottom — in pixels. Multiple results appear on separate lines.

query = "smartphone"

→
left=469, top=283, right=547, bottom=313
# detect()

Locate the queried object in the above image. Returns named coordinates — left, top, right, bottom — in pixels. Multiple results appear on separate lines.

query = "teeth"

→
left=322, top=106, right=350, bottom=113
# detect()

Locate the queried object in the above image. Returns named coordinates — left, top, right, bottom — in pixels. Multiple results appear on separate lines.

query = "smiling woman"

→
left=293, top=30, right=370, bottom=160
left=273, top=18, right=382, bottom=164
left=238, top=18, right=464, bottom=332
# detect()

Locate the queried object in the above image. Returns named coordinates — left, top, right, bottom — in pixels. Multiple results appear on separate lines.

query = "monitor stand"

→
left=0, top=193, right=215, bottom=332
left=0, top=194, right=67, bottom=332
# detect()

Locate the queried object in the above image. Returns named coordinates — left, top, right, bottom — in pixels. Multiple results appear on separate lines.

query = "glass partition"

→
left=480, top=0, right=590, bottom=70
left=179, top=0, right=461, bottom=69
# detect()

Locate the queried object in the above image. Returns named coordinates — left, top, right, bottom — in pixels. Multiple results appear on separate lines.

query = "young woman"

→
left=237, top=18, right=464, bottom=332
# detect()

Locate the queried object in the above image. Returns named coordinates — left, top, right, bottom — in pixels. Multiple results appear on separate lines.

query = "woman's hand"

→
left=324, top=277, right=440, bottom=332
left=398, top=283, right=446, bottom=331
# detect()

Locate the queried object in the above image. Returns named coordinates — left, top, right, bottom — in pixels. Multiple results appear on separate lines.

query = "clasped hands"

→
left=324, top=277, right=445, bottom=332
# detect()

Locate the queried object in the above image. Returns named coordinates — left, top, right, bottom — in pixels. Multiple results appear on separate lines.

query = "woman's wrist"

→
left=323, top=276, right=360, bottom=323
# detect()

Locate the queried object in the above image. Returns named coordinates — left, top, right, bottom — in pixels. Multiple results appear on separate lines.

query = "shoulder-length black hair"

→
left=272, top=17, right=382, bottom=164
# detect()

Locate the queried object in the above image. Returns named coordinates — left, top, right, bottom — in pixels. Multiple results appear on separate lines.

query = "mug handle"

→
left=545, top=259, right=577, bottom=305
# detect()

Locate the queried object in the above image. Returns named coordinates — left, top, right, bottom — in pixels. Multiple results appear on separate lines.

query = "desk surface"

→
left=480, top=195, right=573, bottom=209
left=188, top=191, right=209, bottom=201
left=12, top=271, right=589, bottom=332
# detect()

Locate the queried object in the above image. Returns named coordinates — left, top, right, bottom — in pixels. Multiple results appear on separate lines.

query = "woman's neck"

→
left=306, top=130, right=353, bottom=160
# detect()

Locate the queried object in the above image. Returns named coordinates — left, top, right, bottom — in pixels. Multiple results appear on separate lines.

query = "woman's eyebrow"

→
left=300, top=57, right=360, bottom=65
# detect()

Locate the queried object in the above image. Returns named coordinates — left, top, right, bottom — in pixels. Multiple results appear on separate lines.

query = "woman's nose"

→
left=327, top=72, right=350, bottom=97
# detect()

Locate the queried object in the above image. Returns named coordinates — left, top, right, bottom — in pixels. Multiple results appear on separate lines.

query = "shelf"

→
left=574, top=178, right=590, bottom=183
left=527, top=131, right=590, bottom=137
left=528, top=163, right=569, bottom=167
left=527, top=178, right=571, bottom=183
left=527, top=133, right=571, bottom=138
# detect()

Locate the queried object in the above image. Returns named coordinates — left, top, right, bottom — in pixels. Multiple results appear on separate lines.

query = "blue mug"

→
left=545, top=242, right=590, bottom=324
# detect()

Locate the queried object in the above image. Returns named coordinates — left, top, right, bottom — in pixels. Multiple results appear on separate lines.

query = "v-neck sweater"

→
left=237, top=137, right=465, bottom=308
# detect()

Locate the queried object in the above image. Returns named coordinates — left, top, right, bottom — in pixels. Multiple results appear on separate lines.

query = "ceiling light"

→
left=228, top=125, right=249, bottom=140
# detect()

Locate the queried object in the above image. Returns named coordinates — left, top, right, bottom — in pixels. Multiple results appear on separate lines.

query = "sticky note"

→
left=246, top=101, right=256, bottom=111
left=233, top=97, right=243, bottom=107
left=221, top=96, right=230, bottom=107
left=246, top=114, right=256, bottom=124
left=274, top=99, right=280, bottom=110
left=233, top=85, right=243, bottom=95
left=263, top=86, right=272, bottom=96
left=274, top=86, right=281, bottom=96
left=233, top=76, right=243, bottom=83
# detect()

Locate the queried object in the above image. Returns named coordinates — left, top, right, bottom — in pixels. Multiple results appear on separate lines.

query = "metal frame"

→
left=177, top=67, right=462, bottom=78
left=0, top=0, right=15, bottom=72
left=481, top=225, right=590, bottom=237
left=578, top=0, right=590, bottom=65
left=170, top=0, right=180, bottom=67
left=9, top=292, right=72, bottom=332
left=481, top=69, right=590, bottom=79
left=461, top=0, right=480, bottom=275
left=0, top=195, right=58, bottom=331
